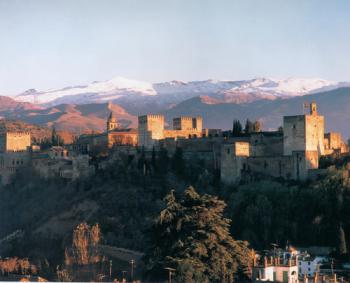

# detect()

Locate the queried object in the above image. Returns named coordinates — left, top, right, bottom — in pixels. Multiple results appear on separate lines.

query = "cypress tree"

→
left=244, top=119, right=254, bottom=134
left=232, top=120, right=243, bottom=137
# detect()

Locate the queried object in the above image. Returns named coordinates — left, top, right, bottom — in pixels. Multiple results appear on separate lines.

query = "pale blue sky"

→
left=0, top=0, right=349, bottom=95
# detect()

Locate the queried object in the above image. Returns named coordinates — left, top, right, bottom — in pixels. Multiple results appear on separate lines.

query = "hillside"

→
left=0, top=102, right=137, bottom=134
left=0, top=96, right=42, bottom=113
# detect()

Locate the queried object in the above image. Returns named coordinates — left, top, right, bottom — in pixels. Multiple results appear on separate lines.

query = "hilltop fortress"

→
left=221, top=103, right=330, bottom=183
left=136, top=102, right=347, bottom=182
left=0, top=102, right=348, bottom=185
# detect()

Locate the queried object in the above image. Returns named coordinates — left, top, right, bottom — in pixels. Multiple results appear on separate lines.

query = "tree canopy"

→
left=144, top=186, right=252, bottom=283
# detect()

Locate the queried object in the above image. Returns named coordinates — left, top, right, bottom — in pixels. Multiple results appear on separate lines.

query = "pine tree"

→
left=232, top=120, right=243, bottom=137
left=144, top=187, right=253, bottom=282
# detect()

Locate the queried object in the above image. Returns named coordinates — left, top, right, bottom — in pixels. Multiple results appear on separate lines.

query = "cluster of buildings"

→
left=0, top=132, right=94, bottom=185
left=252, top=246, right=347, bottom=283
left=0, top=102, right=348, bottom=185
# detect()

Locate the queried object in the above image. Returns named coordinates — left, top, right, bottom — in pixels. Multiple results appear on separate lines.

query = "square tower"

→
left=0, top=132, right=31, bottom=153
left=172, top=116, right=203, bottom=132
left=283, top=103, right=324, bottom=156
left=138, top=114, right=165, bottom=148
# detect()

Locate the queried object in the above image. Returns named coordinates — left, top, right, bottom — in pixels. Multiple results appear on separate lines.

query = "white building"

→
left=252, top=255, right=299, bottom=283
left=298, top=254, right=325, bottom=278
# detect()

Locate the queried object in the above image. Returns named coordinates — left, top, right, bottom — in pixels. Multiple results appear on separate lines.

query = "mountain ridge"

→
left=13, top=76, right=345, bottom=110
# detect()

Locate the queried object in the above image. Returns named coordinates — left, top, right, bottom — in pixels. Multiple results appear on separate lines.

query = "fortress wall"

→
left=292, top=150, right=319, bottom=180
left=246, top=155, right=294, bottom=179
left=250, top=133, right=284, bottom=157
left=220, top=142, right=250, bottom=184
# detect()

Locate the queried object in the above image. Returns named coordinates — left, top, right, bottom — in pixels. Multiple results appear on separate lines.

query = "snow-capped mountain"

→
left=16, top=76, right=156, bottom=105
left=14, top=76, right=347, bottom=111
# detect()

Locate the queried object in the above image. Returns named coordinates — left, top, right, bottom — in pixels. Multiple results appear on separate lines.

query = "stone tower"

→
left=283, top=102, right=324, bottom=156
left=172, top=116, right=203, bottom=132
left=107, top=112, right=118, bottom=132
left=137, top=114, right=165, bottom=148
left=283, top=102, right=324, bottom=180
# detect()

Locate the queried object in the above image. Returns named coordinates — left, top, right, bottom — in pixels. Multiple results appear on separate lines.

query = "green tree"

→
left=232, top=120, right=243, bottom=137
left=144, top=187, right=252, bottom=283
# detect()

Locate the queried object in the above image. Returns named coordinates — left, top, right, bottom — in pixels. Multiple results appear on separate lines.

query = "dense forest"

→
left=0, top=148, right=350, bottom=280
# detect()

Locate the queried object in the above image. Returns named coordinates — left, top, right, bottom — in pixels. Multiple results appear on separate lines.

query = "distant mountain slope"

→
left=13, top=77, right=346, bottom=115
left=0, top=96, right=42, bottom=113
left=0, top=101, right=137, bottom=134
left=164, top=87, right=350, bottom=138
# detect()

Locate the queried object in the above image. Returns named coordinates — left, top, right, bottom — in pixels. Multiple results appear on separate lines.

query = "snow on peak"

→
left=16, top=76, right=157, bottom=104
left=273, top=77, right=335, bottom=94
left=228, top=77, right=337, bottom=96
left=14, top=76, right=344, bottom=106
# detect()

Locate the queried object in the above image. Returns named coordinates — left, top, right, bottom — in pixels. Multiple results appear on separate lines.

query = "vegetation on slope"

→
left=1, top=148, right=350, bottom=280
